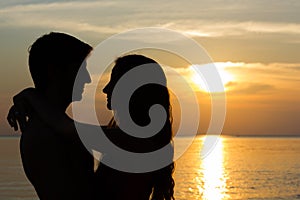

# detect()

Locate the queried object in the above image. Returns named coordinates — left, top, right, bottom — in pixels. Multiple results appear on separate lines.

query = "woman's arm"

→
left=11, top=88, right=76, bottom=138
left=11, top=88, right=106, bottom=149
left=9, top=88, right=141, bottom=153
left=26, top=94, right=76, bottom=139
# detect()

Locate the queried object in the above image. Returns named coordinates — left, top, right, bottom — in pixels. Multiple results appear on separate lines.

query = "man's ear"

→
left=46, top=64, right=60, bottom=82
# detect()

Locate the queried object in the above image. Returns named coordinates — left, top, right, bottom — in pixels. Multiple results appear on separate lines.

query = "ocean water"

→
left=0, top=136, right=300, bottom=200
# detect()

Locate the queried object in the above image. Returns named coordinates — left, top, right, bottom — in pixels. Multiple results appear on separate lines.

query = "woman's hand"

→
left=7, top=88, right=35, bottom=132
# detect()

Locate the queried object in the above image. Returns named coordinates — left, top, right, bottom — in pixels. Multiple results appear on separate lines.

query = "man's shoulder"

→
left=25, top=116, right=56, bottom=135
left=21, top=116, right=65, bottom=147
left=20, top=116, right=70, bottom=156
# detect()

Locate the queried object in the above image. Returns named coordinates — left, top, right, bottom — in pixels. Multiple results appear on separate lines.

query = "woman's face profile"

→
left=103, top=69, right=118, bottom=110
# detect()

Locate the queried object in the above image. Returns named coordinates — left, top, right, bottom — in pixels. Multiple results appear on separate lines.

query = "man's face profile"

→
left=70, top=60, right=91, bottom=102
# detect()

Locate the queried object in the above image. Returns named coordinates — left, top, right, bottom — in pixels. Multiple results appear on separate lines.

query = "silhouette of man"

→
left=15, top=32, right=94, bottom=200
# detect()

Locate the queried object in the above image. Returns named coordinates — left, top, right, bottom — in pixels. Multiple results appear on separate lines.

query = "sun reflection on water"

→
left=199, top=136, right=227, bottom=200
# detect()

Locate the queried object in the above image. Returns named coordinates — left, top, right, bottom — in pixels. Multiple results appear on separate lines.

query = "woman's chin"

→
left=107, top=103, right=112, bottom=110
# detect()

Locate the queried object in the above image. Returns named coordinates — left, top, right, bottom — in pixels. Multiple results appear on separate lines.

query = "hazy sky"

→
left=0, top=0, right=299, bottom=135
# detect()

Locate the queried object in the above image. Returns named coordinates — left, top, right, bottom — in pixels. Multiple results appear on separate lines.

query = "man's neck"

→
left=39, top=90, right=70, bottom=112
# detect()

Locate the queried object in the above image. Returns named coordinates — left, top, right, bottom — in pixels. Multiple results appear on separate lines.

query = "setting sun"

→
left=190, top=63, right=235, bottom=93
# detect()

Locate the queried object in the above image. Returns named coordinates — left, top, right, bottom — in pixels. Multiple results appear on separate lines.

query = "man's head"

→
left=28, top=32, right=92, bottom=103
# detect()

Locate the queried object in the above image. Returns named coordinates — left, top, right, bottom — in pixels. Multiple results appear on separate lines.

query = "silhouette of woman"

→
left=8, top=54, right=175, bottom=200
left=94, top=55, right=175, bottom=200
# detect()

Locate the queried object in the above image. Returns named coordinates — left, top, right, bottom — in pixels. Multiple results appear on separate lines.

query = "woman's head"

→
left=103, top=55, right=170, bottom=125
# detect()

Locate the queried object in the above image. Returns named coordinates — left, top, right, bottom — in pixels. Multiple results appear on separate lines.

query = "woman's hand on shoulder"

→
left=7, top=87, right=36, bottom=132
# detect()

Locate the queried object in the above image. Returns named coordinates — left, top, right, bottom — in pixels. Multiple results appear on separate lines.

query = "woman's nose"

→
left=103, top=84, right=109, bottom=94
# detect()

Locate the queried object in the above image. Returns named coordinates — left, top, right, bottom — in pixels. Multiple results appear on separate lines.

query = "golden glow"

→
left=199, top=136, right=227, bottom=200
left=218, top=68, right=234, bottom=87
left=190, top=63, right=235, bottom=92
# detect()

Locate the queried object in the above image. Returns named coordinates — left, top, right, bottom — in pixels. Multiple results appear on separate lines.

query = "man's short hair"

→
left=28, top=32, right=92, bottom=91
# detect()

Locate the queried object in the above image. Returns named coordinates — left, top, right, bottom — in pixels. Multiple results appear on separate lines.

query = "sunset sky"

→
left=0, top=0, right=299, bottom=135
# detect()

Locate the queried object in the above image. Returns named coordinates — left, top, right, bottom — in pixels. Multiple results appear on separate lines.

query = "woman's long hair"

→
left=109, top=54, right=175, bottom=200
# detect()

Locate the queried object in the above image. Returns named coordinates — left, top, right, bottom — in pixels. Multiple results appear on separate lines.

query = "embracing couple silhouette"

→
left=7, top=32, right=175, bottom=200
